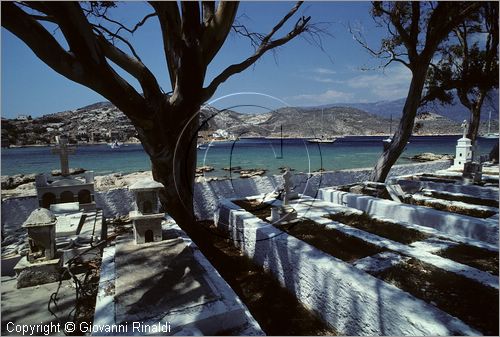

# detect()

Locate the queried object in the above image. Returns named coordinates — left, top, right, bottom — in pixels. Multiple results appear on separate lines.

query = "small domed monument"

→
left=128, top=179, right=165, bottom=244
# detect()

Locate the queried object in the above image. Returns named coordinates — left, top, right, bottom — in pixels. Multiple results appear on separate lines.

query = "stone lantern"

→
left=15, top=208, right=61, bottom=288
left=22, top=208, right=57, bottom=263
left=129, top=179, right=164, bottom=244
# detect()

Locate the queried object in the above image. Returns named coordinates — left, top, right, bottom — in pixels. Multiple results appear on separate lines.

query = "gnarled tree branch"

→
left=95, top=34, right=162, bottom=101
left=202, top=4, right=310, bottom=100
left=150, top=2, right=182, bottom=90
left=201, top=1, right=239, bottom=66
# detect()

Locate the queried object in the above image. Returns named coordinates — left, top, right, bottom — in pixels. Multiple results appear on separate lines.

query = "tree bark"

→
left=370, top=63, right=429, bottom=182
left=466, top=91, right=487, bottom=144
left=135, top=101, right=200, bottom=227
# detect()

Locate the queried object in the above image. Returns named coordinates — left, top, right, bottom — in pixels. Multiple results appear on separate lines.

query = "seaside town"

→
left=1, top=1, right=499, bottom=337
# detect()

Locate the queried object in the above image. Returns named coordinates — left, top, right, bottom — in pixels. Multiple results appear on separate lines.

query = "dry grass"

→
left=180, top=220, right=337, bottom=336
left=436, top=244, right=499, bottom=275
left=326, top=212, right=429, bottom=244
left=374, top=258, right=499, bottom=336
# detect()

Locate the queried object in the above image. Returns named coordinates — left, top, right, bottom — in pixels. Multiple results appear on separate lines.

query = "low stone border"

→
left=215, top=198, right=479, bottom=335
left=291, top=201, right=498, bottom=290
left=1, top=160, right=452, bottom=236
left=318, top=189, right=499, bottom=245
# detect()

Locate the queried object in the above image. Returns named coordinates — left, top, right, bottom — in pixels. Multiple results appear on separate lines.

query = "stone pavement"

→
left=1, top=256, right=76, bottom=336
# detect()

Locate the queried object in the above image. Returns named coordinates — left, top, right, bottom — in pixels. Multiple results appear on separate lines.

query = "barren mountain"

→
left=3, top=100, right=494, bottom=147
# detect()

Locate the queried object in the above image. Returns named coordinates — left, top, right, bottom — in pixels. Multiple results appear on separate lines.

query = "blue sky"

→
left=1, top=1, right=413, bottom=118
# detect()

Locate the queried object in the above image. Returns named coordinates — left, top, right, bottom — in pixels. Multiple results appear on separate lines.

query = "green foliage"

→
left=422, top=2, right=498, bottom=108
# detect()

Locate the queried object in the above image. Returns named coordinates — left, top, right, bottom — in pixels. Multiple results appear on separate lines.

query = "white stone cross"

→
left=51, top=136, right=75, bottom=176
left=461, top=120, right=468, bottom=139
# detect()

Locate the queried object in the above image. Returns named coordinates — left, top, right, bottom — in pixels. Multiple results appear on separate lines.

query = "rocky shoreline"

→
left=0, top=153, right=454, bottom=200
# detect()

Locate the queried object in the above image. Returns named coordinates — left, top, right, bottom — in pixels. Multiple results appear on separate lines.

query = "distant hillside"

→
left=3, top=99, right=497, bottom=147
left=319, top=89, right=499, bottom=123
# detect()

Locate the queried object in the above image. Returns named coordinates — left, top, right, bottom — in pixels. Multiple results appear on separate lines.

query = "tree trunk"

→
left=138, top=102, right=200, bottom=227
left=466, top=91, right=487, bottom=144
left=370, top=64, right=429, bottom=182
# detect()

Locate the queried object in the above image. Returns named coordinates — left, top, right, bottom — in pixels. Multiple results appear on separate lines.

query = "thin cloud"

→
left=311, top=76, right=336, bottom=83
left=288, top=65, right=412, bottom=105
left=313, top=67, right=337, bottom=75
left=288, top=89, right=354, bottom=105
left=345, top=65, right=411, bottom=100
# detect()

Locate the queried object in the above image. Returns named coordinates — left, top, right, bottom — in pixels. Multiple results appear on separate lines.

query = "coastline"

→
left=0, top=156, right=454, bottom=200
left=2, top=134, right=466, bottom=149
left=5, top=140, right=141, bottom=149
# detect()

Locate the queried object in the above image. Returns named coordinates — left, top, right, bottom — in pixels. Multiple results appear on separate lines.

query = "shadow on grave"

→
left=114, top=236, right=218, bottom=324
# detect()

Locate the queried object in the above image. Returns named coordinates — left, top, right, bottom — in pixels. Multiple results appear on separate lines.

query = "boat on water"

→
left=383, top=114, right=393, bottom=150
left=308, top=136, right=337, bottom=143
left=197, top=142, right=215, bottom=150
left=480, top=110, right=499, bottom=139
left=109, top=140, right=122, bottom=149
left=307, top=108, right=337, bottom=143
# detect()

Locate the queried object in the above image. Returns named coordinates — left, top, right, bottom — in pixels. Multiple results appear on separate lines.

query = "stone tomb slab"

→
left=55, top=212, right=84, bottom=237
left=13, top=256, right=62, bottom=288
left=114, top=236, right=219, bottom=325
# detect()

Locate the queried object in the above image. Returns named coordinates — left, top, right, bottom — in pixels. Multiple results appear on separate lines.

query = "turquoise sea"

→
left=1, top=136, right=498, bottom=177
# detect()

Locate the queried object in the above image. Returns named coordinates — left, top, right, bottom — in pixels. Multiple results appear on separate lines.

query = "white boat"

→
left=109, top=140, right=122, bottom=149
left=308, top=108, right=336, bottom=143
left=480, top=110, right=499, bottom=139
left=308, top=137, right=337, bottom=143
left=383, top=115, right=393, bottom=150
left=481, top=133, right=499, bottom=139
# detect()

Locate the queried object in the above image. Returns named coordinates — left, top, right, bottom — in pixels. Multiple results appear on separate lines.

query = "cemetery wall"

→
left=1, top=160, right=451, bottom=232
left=194, top=160, right=451, bottom=220
left=214, top=199, right=478, bottom=335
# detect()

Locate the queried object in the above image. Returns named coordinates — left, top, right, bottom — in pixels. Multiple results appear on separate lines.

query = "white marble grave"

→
left=36, top=136, right=96, bottom=210
left=216, top=195, right=486, bottom=335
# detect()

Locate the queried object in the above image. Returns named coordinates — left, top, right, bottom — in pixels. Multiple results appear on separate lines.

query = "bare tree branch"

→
left=203, top=13, right=311, bottom=101
left=95, top=33, right=162, bottom=101
left=150, top=2, right=182, bottom=89
left=201, top=1, right=239, bottom=65
left=231, top=24, right=265, bottom=50
left=348, top=22, right=411, bottom=68
left=109, top=12, right=156, bottom=36
left=2, top=3, right=81, bottom=82
left=202, top=1, right=215, bottom=26
left=29, top=14, right=56, bottom=23
left=92, top=24, right=142, bottom=61
left=4, top=2, right=154, bottom=129
left=260, top=1, right=303, bottom=47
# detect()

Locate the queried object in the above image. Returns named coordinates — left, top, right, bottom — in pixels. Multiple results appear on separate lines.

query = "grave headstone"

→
left=268, top=169, right=299, bottom=224
left=463, top=162, right=483, bottom=184
left=22, top=208, right=57, bottom=262
left=35, top=136, right=96, bottom=210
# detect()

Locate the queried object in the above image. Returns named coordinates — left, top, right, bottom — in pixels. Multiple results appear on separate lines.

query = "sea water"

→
left=1, top=136, right=498, bottom=177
